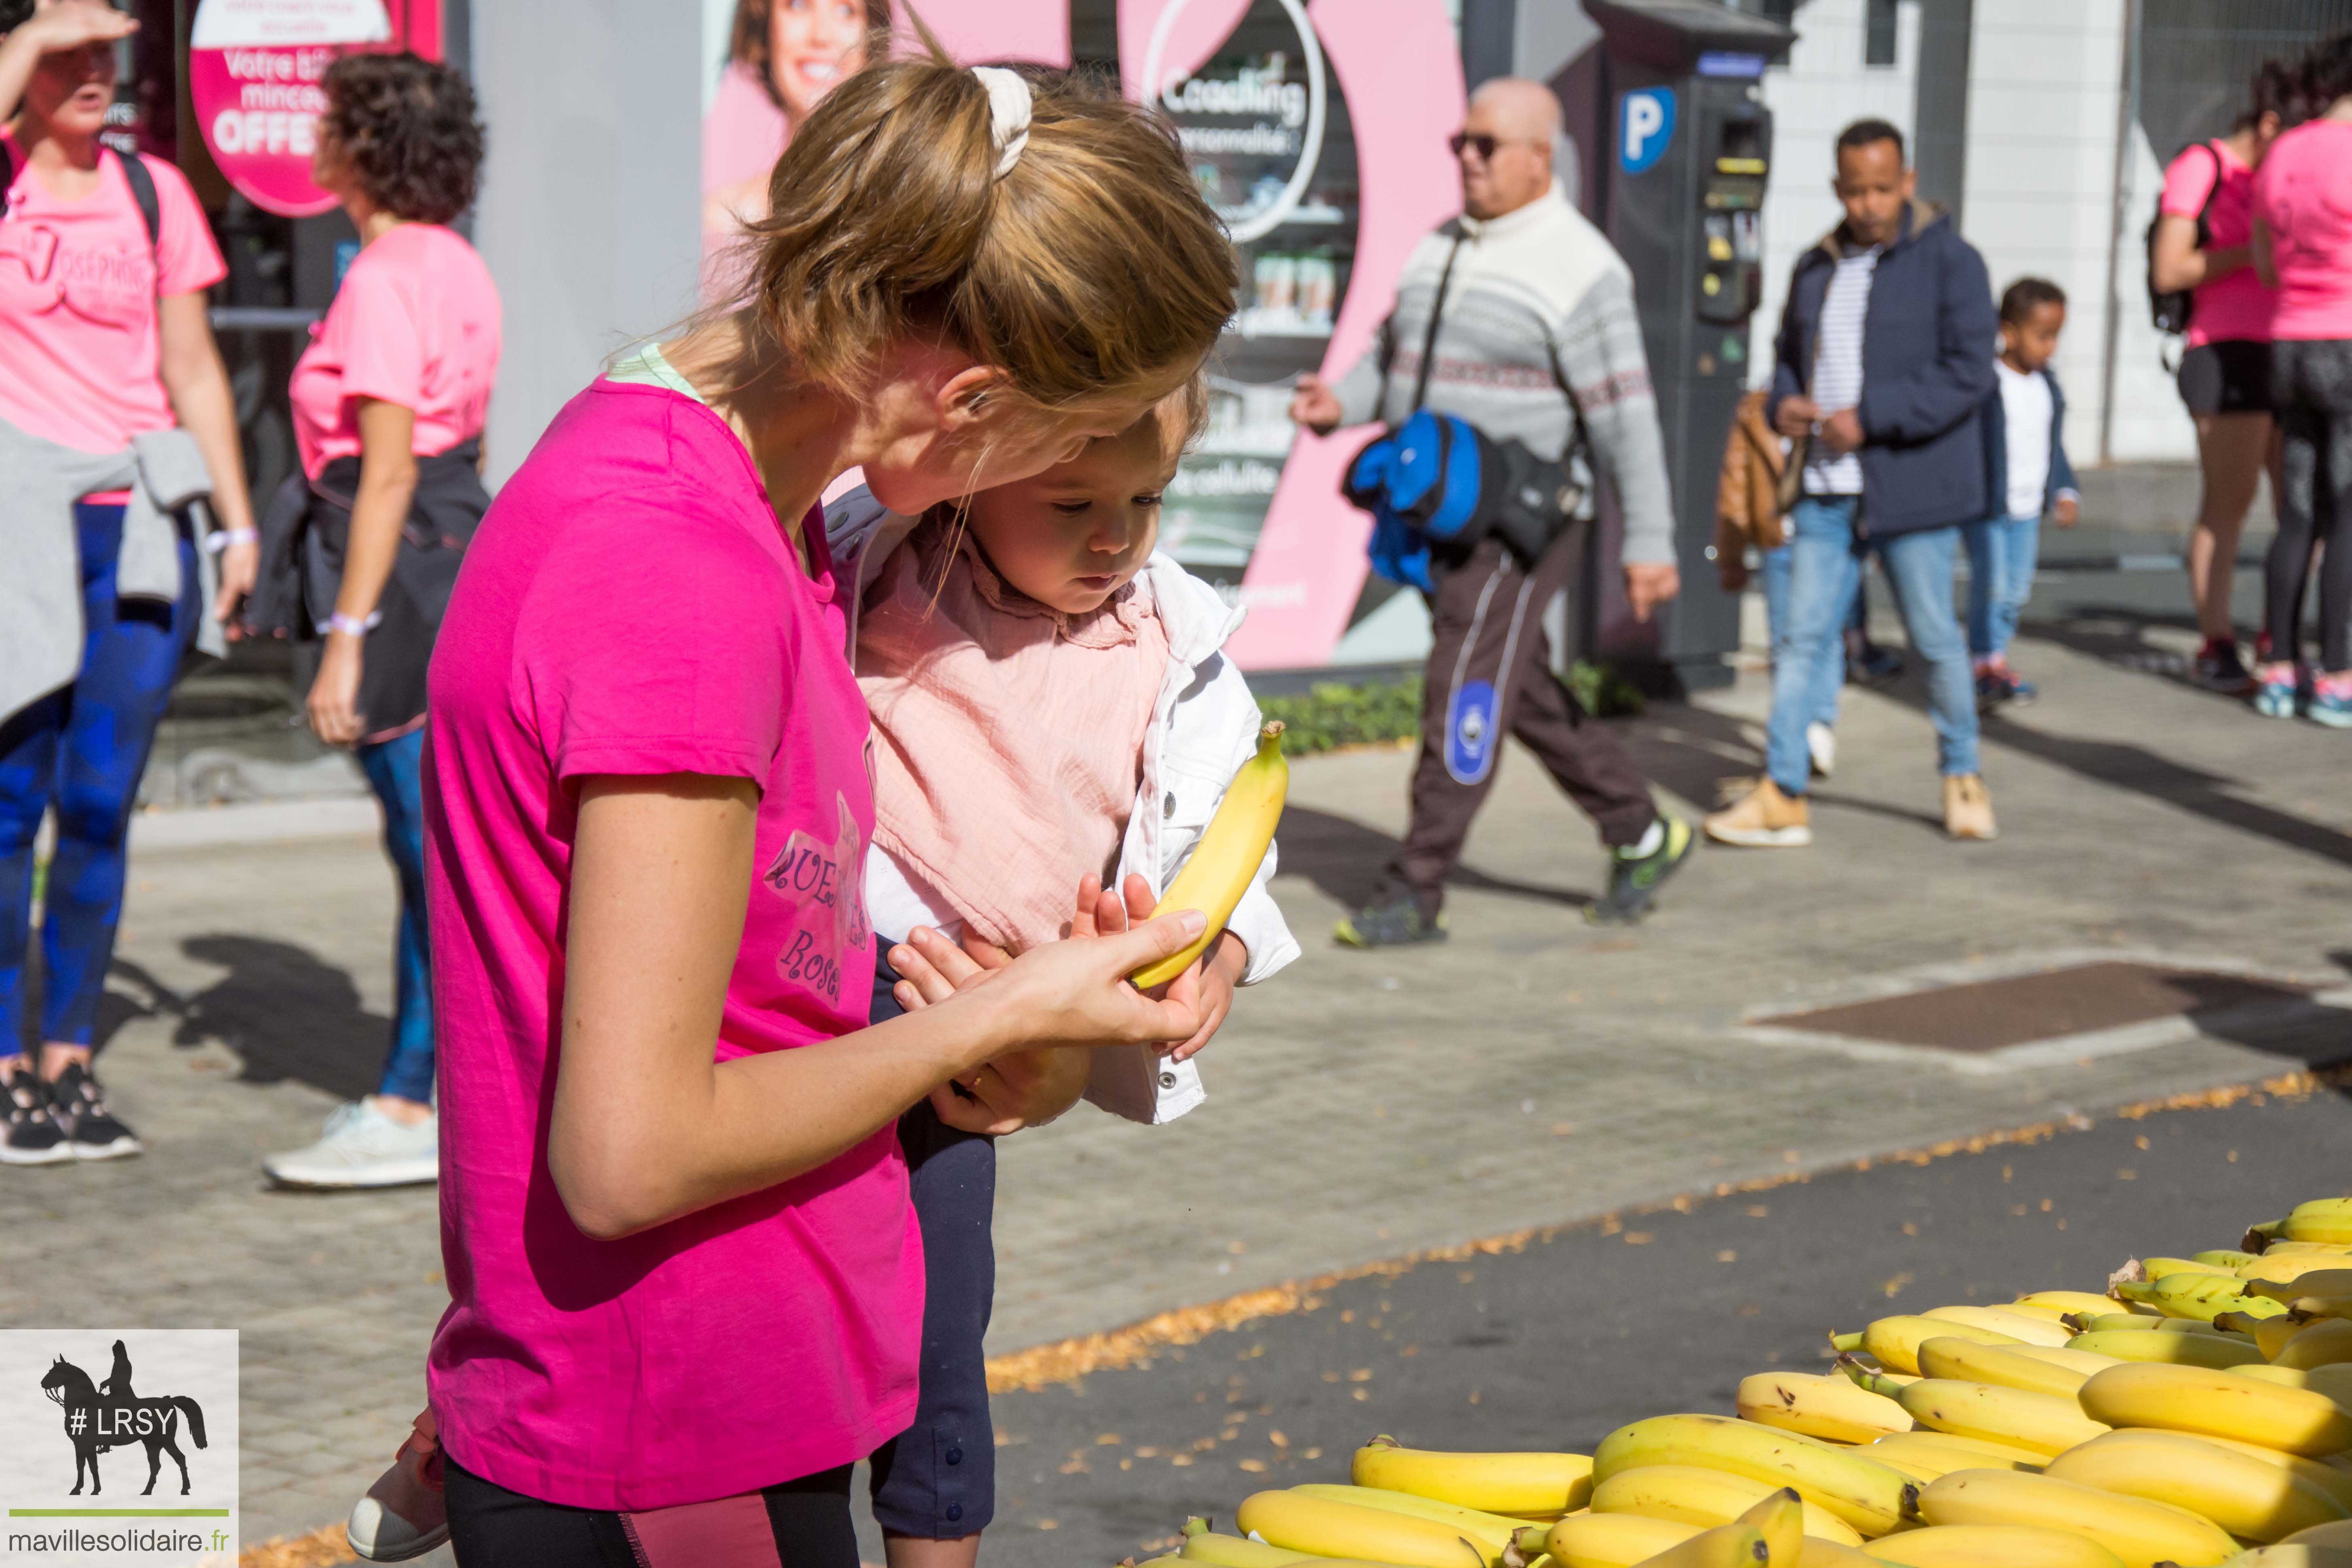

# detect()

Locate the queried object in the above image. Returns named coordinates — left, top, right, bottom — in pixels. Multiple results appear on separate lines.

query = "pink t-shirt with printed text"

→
left=2159, top=139, right=2274, bottom=347
left=2252, top=119, right=2352, bottom=343
left=0, top=136, right=225, bottom=452
left=289, top=223, right=501, bottom=478
left=423, top=379, right=917, bottom=1510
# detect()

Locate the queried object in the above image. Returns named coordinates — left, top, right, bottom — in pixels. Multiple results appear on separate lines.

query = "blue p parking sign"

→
left=1619, top=87, right=1676, bottom=174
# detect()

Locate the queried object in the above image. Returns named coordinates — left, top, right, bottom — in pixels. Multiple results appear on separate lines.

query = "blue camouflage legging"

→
left=0, top=502, right=196, bottom=1050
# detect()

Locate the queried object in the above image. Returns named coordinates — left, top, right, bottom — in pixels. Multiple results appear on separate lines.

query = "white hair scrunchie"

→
left=972, top=65, right=1032, bottom=180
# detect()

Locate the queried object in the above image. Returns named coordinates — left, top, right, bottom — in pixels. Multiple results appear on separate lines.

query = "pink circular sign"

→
left=189, top=43, right=338, bottom=217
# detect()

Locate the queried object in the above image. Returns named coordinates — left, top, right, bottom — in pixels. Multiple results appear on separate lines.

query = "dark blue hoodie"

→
left=1767, top=203, right=1998, bottom=537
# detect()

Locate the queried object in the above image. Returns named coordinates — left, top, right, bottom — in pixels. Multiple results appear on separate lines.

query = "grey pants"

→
left=2267, top=337, right=2352, bottom=673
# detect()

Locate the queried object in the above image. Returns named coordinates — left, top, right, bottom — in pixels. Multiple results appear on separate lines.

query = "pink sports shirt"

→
left=289, top=223, right=501, bottom=478
left=423, top=379, right=918, bottom=1511
left=0, top=136, right=225, bottom=453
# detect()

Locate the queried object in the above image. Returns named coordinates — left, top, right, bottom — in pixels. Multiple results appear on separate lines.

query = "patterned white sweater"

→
left=1331, top=184, right=1678, bottom=566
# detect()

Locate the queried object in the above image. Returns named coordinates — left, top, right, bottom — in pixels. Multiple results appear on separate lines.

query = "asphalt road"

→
left=864, top=1077, right=2352, bottom=1567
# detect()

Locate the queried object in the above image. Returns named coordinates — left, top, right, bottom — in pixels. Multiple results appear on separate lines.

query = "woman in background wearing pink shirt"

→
left=2151, top=58, right=2298, bottom=694
left=2253, top=34, right=2352, bottom=727
left=701, top=0, right=885, bottom=239
left=252, top=52, right=499, bottom=1191
left=0, top=0, right=258, bottom=1165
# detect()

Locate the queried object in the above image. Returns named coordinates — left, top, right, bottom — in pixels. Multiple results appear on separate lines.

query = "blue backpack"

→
left=1339, top=235, right=1579, bottom=590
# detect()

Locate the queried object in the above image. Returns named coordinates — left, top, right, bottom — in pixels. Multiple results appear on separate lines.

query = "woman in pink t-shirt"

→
left=252, top=53, right=500, bottom=1192
left=701, top=0, right=887, bottom=239
left=0, top=0, right=258, bottom=1165
left=2151, top=58, right=2297, bottom=692
left=2252, top=34, right=2352, bottom=725
left=413, top=56, right=1239, bottom=1567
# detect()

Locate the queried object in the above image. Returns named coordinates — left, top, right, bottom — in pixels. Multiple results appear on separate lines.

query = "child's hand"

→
left=2054, top=495, right=2079, bottom=528
left=1159, top=931, right=1247, bottom=1063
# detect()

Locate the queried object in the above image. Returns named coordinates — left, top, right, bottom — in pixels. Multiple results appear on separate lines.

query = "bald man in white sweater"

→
left=1293, top=77, right=1693, bottom=943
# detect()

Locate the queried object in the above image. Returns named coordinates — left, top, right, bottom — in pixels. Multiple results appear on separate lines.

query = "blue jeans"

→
left=356, top=727, right=434, bottom=1104
left=1759, top=540, right=1850, bottom=730
left=1964, top=512, right=2041, bottom=660
left=1767, top=497, right=1980, bottom=795
left=0, top=502, right=196, bottom=1049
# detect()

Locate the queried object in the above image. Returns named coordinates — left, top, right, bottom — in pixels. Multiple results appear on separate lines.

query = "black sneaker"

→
left=2195, top=638, right=2255, bottom=695
left=0, top=1063, right=71, bottom=1166
left=46, top=1060, right=141, bottom=1161
left=1333, top=898, right=1447, bottom=949
left=1851, top=642, right=1905, bottom=685
left=1587, top=816, right=1696, bottom=925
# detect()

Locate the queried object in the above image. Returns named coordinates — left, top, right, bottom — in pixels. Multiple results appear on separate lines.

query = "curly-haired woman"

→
left=701, top=0, right=888, bottom=238
left=257, top=51, right=499, bottom=1188
left=0, top=0, right=259, bottom=1165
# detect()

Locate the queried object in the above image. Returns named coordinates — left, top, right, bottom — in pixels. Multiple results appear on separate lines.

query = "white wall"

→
left=1745, top=0, right=2196, bottom=465
left=1750, top=0, right=1923, bottom=386
left=473, top=1, right=706, bottom=487
left=1960, top=0, right=2189, bottom=464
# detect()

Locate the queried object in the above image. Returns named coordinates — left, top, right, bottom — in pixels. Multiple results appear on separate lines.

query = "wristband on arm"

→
left=206, top=527, right=259, bottom=553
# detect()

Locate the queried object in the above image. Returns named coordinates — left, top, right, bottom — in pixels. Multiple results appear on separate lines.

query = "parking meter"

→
left=1564, top=0, right=1792, bottom=691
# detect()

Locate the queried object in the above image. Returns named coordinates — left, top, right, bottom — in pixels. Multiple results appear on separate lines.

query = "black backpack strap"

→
left=0, top=137, right=13, bottom=221
left=113, top=147, right=161, bottom=253
left=1407, top=232, right=1467, bottom=415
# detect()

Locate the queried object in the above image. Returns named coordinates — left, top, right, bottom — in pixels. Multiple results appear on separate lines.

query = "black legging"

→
left=444, top=1456, right=858, bottom=1568
left=2265, top=337, right=2352, bottom=673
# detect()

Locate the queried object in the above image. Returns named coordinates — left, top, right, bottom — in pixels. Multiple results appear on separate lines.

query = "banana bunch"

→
left=1130, top=721, right=1286, bottom=988
left=1353, top=1439, right=1595, bottom=1516
left=1139, top=1195, right=2352, bottom=1568
left=1735, top=1374, right=1912, bottom=1444
left=1915, top=1468, right=2239, bottom=1567
left=1591, top=1415, right=1919, bottom=1537
left=1839, top=1361, right=2111, bottom=1454
left=2250, top=1202, right=2352, bottom=1249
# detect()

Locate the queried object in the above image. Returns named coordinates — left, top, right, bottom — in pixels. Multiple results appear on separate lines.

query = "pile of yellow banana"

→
left=1126, top=1196, right=2352, bottom=1568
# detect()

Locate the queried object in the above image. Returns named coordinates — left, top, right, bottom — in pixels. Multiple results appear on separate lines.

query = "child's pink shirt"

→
left=0, top=136, right=225, bottom=453
left=423, top=379, right=917, bottom=1510
left=2159, top=139, right=2273, bottom=348
left=289, top=223, right=501, bottom=478
left=2253, top=119, right=2352, bottom=343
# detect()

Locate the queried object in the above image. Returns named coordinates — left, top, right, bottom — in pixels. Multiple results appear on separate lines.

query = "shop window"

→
left=1866, top=0, right=1899, bottom=66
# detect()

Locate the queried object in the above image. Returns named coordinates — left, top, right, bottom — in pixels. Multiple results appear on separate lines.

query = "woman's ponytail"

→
left=742, top=39, right=1236, bottom=421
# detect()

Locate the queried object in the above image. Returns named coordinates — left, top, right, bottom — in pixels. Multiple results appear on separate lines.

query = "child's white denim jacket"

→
left=825, top=488, right=1301, bottom=1126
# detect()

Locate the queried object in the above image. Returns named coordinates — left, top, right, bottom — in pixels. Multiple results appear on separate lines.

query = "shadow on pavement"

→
left=109, top=937, right=382, bottom=1101
left=1276, top=804, right=1593, bottom=911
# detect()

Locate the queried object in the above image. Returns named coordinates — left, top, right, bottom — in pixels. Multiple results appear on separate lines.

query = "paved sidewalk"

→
left=5, top=606, right=2350, bottom=1557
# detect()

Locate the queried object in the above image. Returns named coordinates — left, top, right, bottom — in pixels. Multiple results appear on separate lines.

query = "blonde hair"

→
left=742, top=43, right=1236, bottom=425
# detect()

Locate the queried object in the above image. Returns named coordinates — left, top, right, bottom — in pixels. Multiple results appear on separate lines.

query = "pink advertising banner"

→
left=188, top=0, right=443, bottom=219
left=701, top=0, right=1466, bottom=671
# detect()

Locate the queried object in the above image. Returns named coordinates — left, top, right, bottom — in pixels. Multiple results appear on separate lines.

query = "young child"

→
left=1968, top=277, right=2080, bottom=710
left=831, top=382, right=1297, bottom=1564
left=345, top=388, right=1298, bottom=1565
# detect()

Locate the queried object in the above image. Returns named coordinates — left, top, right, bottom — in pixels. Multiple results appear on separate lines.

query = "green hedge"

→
left=1259, top=663, right=1641, bottom=760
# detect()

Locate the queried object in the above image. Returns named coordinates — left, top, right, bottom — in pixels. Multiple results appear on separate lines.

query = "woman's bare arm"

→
left=2150, top=212, right=2250, bottom=295
left=547, top=775, right=1207, bottom=1239
left=157, top=291, right=260, bottom=622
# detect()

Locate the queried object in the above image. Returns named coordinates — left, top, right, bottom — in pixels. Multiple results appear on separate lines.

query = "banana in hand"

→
left=1131, top=722, right=1287, bottom=989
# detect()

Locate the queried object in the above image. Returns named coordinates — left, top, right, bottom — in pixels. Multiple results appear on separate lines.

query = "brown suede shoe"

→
left=1944, top=774, right=1998, bottom=841
left=1703, top=776, right=1812, bottom=847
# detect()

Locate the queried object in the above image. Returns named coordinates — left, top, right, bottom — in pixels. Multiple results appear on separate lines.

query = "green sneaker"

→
left=1333, top=898, right=1448, bottom=949
left=1585, top=816, right=1695, bottom=926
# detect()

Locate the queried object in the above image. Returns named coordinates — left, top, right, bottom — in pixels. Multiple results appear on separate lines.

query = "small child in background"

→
left=1969, top=276, right=2080, bottom=710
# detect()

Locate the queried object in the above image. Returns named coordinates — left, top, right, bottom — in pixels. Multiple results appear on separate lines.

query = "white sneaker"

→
left=347, top=1441, right=449, bottom=1561
left=263, top=1102, right=438, bottom=1189
left=1806, top=721, right=1837, bottom=780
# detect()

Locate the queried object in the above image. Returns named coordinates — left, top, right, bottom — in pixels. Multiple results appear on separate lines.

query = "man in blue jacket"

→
left=1706, top=119, right=2000, bottom=848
